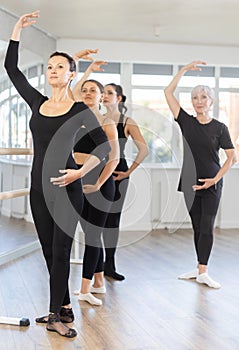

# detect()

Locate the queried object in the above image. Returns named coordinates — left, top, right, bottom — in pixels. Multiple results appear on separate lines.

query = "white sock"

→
left=73, top=289, right=80, bottom=295
left=90, top=286, right=106, bottom=294
left=196, top=273, right=221, bottom=289
left=78, top=293, right=102, bottom=305
left=178, top=268, right=198, bottom=280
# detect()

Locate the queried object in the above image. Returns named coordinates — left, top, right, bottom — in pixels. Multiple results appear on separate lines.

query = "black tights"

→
left=30, top=186, right=83, bottom=313
left=184, top=188, right=222, bottom=265
left=81, top=174, right=115, bottom=280
left=103, top=177, right=129, bottom=262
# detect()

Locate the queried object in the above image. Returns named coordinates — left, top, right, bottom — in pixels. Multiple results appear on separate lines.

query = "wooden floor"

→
left=0, top=224, right=239, bottom=350
left=0, top=216, right=37, bottom=254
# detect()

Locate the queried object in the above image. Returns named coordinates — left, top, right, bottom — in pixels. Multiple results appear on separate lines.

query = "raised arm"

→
left=72, top=61, right=108, bottom=101
left=164, top=61, right=206, bottom=119
left=4, top=11, right=42, bottom=107
left=10, top=10, right=39, bottom=41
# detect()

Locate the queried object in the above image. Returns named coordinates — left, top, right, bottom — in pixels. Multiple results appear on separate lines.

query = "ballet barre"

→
left=0, top=188, right=29, bottom=200
left=0, top=147, right=33, bottom=155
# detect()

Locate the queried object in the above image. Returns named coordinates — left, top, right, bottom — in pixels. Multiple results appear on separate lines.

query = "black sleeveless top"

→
left=74, top=126, right=98, bottom=154
left=115, top=113, right=128, bottom=172
left=74, top=113, right=129, bottom=172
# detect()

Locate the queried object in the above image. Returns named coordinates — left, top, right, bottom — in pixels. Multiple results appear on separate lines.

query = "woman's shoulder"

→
left=73, top=101, right=87, bottom=109
left=123, top=114, right=134, bottom=125
left=102, top=116, right=115, bottom=127
left=178, top=107, right=194, bottom=119
left=211, top=119, right=230, bottom=135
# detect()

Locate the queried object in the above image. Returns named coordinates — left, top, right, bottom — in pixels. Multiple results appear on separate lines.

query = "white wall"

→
left=58, top=38, right=239, bottom=66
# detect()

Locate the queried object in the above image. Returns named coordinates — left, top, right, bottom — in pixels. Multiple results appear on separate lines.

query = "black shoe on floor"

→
left=35, top=307, right=74, bottom=324
left=104, top=261, right=125, bottom=281
left=46, top=313, right=77, bottom=338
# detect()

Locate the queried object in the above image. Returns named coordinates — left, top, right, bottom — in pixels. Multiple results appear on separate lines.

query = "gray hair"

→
left=191, top=85, right=215, bottom=101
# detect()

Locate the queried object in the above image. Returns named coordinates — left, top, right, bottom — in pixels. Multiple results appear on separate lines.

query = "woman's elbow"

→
left=142, top=144, right=149, bottom=159
left=164, top=86, right=170, bottom=97
left=232, top=151, right=238, bottom=166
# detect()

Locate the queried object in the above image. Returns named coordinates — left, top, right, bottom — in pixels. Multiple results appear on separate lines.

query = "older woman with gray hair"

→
left=164, top=61, right=237, bottom=289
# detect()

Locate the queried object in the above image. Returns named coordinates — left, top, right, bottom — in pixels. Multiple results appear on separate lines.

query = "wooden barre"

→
left=0, top=188, right=29, bottom=200
left=0, top=148, right=33, bottom=155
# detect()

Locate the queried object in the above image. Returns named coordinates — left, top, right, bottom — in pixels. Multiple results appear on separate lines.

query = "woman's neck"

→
left=50, top=86, right=74, bottom=102
left=196, top=113, right=212, bottom=124
left=87, top=105, right=103, bottom=123
left=104, top=105, right=121, bottom=122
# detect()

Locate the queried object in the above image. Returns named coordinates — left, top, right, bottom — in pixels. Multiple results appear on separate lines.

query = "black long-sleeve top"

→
left=4, top=40, right=111, bottom=192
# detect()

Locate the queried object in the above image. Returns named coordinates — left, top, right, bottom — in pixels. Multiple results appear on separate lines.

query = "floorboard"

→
left=0, top=224, right=238, bottom=349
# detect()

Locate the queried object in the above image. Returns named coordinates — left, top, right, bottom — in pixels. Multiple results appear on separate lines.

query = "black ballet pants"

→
left=103, top=177, right=129, bottom=261
left=184, top=187, right=222, bottom=265
left=30, top=185, right=83, bottom=314
left=81, top=174, right=115, bottom=280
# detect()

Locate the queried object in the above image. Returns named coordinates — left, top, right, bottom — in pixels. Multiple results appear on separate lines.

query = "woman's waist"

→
left=115, top=158, right=128, bottom=172
left=74, top=152, right=91, bottom=165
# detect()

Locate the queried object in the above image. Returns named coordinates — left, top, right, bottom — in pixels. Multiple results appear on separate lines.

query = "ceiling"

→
left=1, top=0, right=239, bottom=47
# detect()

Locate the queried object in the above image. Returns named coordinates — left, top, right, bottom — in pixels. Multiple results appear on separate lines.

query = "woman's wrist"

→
left=95, top=180, right=101, bottom=189
left=76, top=168, right=83, bottom=179
left=125, top=169, right=131, bottom=177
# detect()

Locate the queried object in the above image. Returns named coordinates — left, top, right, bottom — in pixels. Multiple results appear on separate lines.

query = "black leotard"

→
left=4, top=40, right=110, bottom=193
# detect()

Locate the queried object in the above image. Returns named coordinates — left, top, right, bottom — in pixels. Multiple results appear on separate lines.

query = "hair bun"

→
left=121, top=95, right=126, bottom=103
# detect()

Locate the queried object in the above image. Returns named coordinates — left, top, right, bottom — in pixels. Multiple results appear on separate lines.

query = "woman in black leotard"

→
left=72, top=63, right=149, bottom=280
left=102, top=83, right=149, bottom=280
left=164, top=61, right=237, bottom=289
left=73, top=79, right=119, bottom=305
left=4, top=11, right=110, bottom=338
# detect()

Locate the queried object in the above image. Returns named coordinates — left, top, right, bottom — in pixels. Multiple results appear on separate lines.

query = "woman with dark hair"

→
left=72, top=64, right=149, bottom=280
left=72, top=61, right=149, bottom=280
left=164, top=61, right=237, bottom=288
left=73, top=79, right=119, bottom=304
left=4, top=11, right=111, bottom=338
left=101, top=83, right=149, bottom=280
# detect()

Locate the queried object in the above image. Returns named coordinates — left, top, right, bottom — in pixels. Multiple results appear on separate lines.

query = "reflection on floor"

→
left=0, top=215, right=38, bottom=266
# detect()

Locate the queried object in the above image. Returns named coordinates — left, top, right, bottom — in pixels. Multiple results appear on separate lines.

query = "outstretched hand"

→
left=73, top=49, right=99, bottom=62
left=17, top=10, right=40, bottom=29
left=89, top=60, right=108, bottom=72
left=182, top=60, right=207, bottom=73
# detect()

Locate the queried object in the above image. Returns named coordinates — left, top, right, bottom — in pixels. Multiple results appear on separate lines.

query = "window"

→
left=132, top=64, right=174, bottom=164
left=77, top=61, right=120, bottom=85
left=1, top=60, right=239, bottom=166
left=0, top=64, right=44, bottom=155
left=132, top=89, right=174, bottom=163
left=219, top=92, right=239, bottom=158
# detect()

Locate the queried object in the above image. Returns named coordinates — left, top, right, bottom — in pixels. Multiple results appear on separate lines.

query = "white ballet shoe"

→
left=78, top=293, right=102, bottom=305
left=90, top=285, right=106, bottom=294
left=196, top=273, right=221, bottom=289
left=178, top=268, right=198, bottom=280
